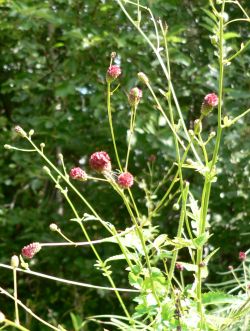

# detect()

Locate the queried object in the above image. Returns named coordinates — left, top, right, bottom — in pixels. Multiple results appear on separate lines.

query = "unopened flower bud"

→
left=228, top=265, right=233, bottom=271
left=49, top=223, right=58, bottom=231
left=40, top=143, right=45, bottom=149
left=209, top=131, right=216, bottom=138
left=11, top=255, right=19, bottom=268
left=201, top=93, right=219, bottom=116
left=239, top=251, right=246, bottom=261
left=0, top=312, right=5, bottom=323
left=29, top=129, right=34, bottom=136
left=128, top=87, right=142, bottom=107
left=14, top=126, right=27, bottom=138
left=148, top=154, right=156, bottom=162
left=138, top=72, right=149, bottom=85
left=69, top=167, right=87, bottom=181
left=4, top=144, right=12, bottom=149
left=199, top=262, right=206, bottom=268
left=117, top=172, right=134, bottom=189
left=194, top=119, right=202, bottom=134
left=173, top=203, right=180, bottom=211
left=176, top=263, right=184, bottom=271
left=106, top=65, right=121, bottom=83
left=89, top=151, right=111, bottom=173
left=22, top=242, right=41, bottom=259
left=111, top=52, right=116, bottom=59
left=43, top=166, right=51, bottom=174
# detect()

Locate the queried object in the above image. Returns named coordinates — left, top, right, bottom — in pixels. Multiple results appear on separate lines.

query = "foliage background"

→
left=0, top=0, right=249, bottom=329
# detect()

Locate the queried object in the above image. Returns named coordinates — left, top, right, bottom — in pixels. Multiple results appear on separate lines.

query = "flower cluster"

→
left=106, top=65, right=122, bottom=83
left=89, top=151, right=111, bottom=173
left=201, top=93, right=219, bottom=116
left=117, top=172, right=134, bottom=189
left=22, top=242, right=41, bottom=259
left=128, top=87, right=142, bottom=107
left=69, top=167, right=87, bottom=181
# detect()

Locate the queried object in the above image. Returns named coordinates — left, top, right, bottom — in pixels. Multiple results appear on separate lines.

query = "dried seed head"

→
left=117, top=172, right=134, bottom=189
left=128, top=87, right=142, bottom=107
left=89, top=151, right=111, bottom=173
left=69, top=167, right=87, bottom=181
left=106, top=65, right=121, bottom=83
left=22, top=242, right=41, bottom=259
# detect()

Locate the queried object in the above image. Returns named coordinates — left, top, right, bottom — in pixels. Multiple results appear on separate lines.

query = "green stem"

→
left=196, top=2, right=226, bottom=327
left=13, top=267, right=20, bottom=325
left=4, top=319, right=30, bottom=331
left=107, top=83, right=122, bottom=171
left=125, top=105, right=137, bottom=171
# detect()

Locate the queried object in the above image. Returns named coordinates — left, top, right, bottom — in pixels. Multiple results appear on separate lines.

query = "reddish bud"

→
left=117, top=172, right=134, bottom=189
left=175, top=263, right=184, bottom=271
left=106, top=65, right=121, bottom=83
left=89, top=151, right=111, bottom=173
left=22, top=242, right=41, bottom=259
left=69, top=167, right=87, bottom=181
left=148, top=154, right=156, bottom=162
left=128, top=87, right=142, bottom=107
left=239, top=251, right=247, bottom=261
left=14, top=125, right=27, bottom=138
left=201, top=93, right=219, bottom=116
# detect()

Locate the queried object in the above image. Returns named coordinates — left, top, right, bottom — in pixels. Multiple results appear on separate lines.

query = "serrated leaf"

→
left=193, top=232, right=209, bottom=249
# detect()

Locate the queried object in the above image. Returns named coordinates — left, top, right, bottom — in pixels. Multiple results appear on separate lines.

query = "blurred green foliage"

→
left=0, top=0, right=249, bottom=329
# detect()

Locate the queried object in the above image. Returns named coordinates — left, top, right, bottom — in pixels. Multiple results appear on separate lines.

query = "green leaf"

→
left=202, top=291, right=241, bottom=305
left=192, top=232, right=209, bottom=249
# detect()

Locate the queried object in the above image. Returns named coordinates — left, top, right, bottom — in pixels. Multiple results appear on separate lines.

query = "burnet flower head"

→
left=22, top=242, right=41, bottom=259
left=69, top=167, right=87, bottom=181
left=128, top=87, right=142, bottom=107
left=89, top=151, right=111, bottom=173
left=106, top=65, right=121, bottom=83
left=117, top=172, right=134, bottom=189
left=201, top=93, right=219, bottom=116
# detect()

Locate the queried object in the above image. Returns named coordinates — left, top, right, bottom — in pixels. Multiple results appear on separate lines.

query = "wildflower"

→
left=117, top=172, right=134, bottom=189
left=175, top=263, right=184, bottom=271
left=22, top=242, right=41, bottom=259
left=148, top=154, right=156, bottom=162
left=69, top=167, right=87, bottom=181
left=106, top=65, right=121, bottom=83
left=89, top=151, right=111, bottom=173
left=201, top=93, right=219, bottom=116
left=14, top=125, right=27, bottom=138
left=239, top=251, right=246, bottom=261
left=128, top=87, right=142, bottom=107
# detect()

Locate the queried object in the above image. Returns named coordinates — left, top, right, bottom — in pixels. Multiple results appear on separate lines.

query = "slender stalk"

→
left=196, top=2, right=226, bottom=328
left=107, top=83, right=123, bottom=171
left=3, top=319, right=30, bottom=331
left=125, top=105, right=137, bottom=171
left=167, top=183, right=189, bottom=291
left=13, top=267, right=20, bottom=325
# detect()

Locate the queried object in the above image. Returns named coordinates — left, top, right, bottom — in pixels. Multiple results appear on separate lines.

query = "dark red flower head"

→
left=69, top=167, right=87, bottom=181
left=106, top=65, right=121, bottom=83
left=239, top=251, right=246, bottom=261
left=117, top=172, right=134, bottom=189
left=22, top=242, right=41, bottom=259
left=89, top=151, right=111, bottom=173
left=175, top=263, right=184, bottom=271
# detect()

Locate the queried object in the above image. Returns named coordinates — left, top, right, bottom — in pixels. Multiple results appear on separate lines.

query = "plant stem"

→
left=13, top=267, right=20, bottom=325
left=196, top=2, right=226, bottom=327
left=107, top=83, right=122, bottom=171
left=125, top=105, right=137, bottom=171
